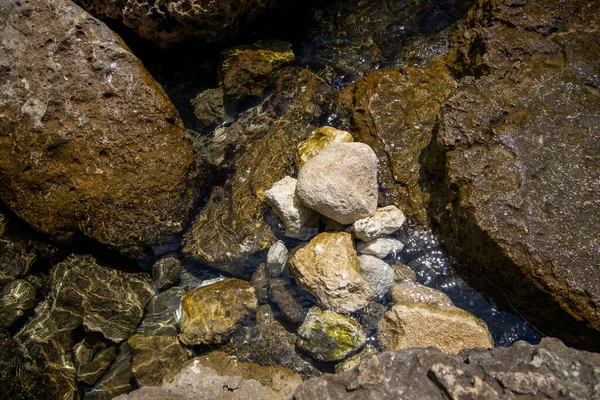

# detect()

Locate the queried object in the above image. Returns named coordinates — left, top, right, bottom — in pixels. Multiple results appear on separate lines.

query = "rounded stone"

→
left=358, top=255, right=395, bottom=298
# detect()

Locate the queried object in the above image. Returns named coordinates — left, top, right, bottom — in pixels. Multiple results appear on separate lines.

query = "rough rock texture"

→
left=391, top=282, right=453, bottom=307
left=0, top=0, right=200, bottom=259
left=137, top=287, right=183, bottom=336
left=297, top=126, right=354, bottom=167
left=250, top=263, right=270, bottom=304
left=295, top=338, right=600, bottom=400
left=77, top=346, right=116, bottom=386
left=339, top=61, right=457, bottom=226
left=178, top=278, right=258, bottom=345
left=115, top=351, right=303, bottom=400
left=184, top=67, right=333, bottom=277
left=351, top=206, right=407, bottom=242
left=0, top=279, right=36, bottom=328
left=128, top=334, right=190, bottom=387
left=392, top=262, right=416, bottom=283
left=378, top=303, right=493, bottom=354
left=429, top=0, right=600, bottom=349
left=264, top=176, right=319, bottom=239
left=152, top=253, right=182, bottom=290
left=220, top=39, right=295, bottom=107
left=75, top=0, right=275, bottom=48
left=297, top=307, right=366, bottom=362
left=269, top=278, right=311, bottom=326
left=289, top=232, right=374, bottom=313
left=191, top=87, right=226, bottom=131
left=358, top=255, right=395, bottom=298
left=266, top=240, right=288, bottom=278
left=0, top=235, right=37, bottom=285
left=357, top=238, right=404, bottom=259
left=296, top=142, right=378, bottom=224
left=334, top=344, right=378, bottom=374
left=85, top=344, right=134, bottom=400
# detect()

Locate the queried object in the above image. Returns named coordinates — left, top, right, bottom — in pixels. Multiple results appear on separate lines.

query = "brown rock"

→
left=391, top=282, right=453, bottom=307
left=289, top=232, right=374, bottom=313
left=128, top=334, right=190, bottom=387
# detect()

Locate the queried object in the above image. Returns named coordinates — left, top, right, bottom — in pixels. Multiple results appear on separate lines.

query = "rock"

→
left=85, top=344, right=134, bottom=400
left=136, top=287, right=184, bottom=337
left=0, top=238, right=37, bottom=285
left=220, top=39, right=295, bottom=107
left=152, top=254, right=182, bottom=290
left=296, top=142, right=378, bottom=224
left=351, top=206, right=407, bottom=241
left=250, top=263, right=269, bottom=304
left=264, top=176, right=319, bottom=240
left=391, top=282, right=454, bottom=307
left=115, top=351, right=303, bottom=400
left=392, top=262, right=416, bottom=283
left=357, top=237, right=404, bottom=258
left=77, top=346, right=116, bottom=386
left=429, top=0, right=600, bottom=349
left=128, top=334, right=190, bottom=387
left=223, top=308, right=319, bottom=378
left=191, top=87, right=227, bottom=131
left=178, top=278, right=258, bottom=345
left=358, top=255, right=395, bottom=298
left=0, top=279, right=36, bottom=328
left=378, top=303, right=493, bottom=354
left=268, top=278, right=309, bottom=326
left=184, top=67, right=333, bottom=277
left=289, top=232, right=374, bottom=313
left=266, top=240, right=288, bottom=278
left=335, top=344, right=378, bottom=374
left=74, top=0, right=275, bottom=48
left=296, top=126, right=354, bottom=167
left=0, top=0, right=201, bottom=259
left=294, top=337, right=600, bottom=399
left=338, top=60, right=457, bottom=227
left=355, top=302, right=387, bottom=334
left=297, top=307, right=366, bottom=362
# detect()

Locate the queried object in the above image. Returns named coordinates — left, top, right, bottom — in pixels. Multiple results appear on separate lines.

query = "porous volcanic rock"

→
left=288, top=232, right=374, bottom=313
left=184, top=67, right=333, bottom=277
left=74, top=0, right=275, bottom=48
left=0, top=0, right=201, bottom=259
left=294, top=338, right=600, bottom=400
left=429, top=0, right=600, bottom=349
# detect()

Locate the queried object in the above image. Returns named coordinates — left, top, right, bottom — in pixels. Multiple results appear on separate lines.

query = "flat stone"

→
left=179, top=278, right=258, bottom=345
left=351, top=205, right=406, bottom=241
left=377, top=303, right=493, bottom=354
left=357, top=237, right=404, bottom=258
left=391, top=282, right=454, bottom=307
left=289, top=232, right=374, bottom=313
left=264, top=177, right=319, bottom=240
left=0, top=279, right=36, bottom=328
left=358, top=255, right=395, bottom=298
left=136, top=287, right=184, bottom=337
left=152, top=254, right=182, bottom=291
left=297, top=307, right=366, bottom=362
left=128, top=334, right=190, bottom=387
left=297, top=126, right=354, bottom=167
left=296, top=142, right=378, bottom=224
left=266, top=240, right=288, bottom=278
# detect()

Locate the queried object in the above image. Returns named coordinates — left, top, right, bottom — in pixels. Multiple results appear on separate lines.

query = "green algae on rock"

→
left=297, top=307, right=366, bottom=362
left=184, top=67, right=334, bottom=277
left=296, top=126, right=354, bottom=167
left=178, top=278, right=258, bottom=346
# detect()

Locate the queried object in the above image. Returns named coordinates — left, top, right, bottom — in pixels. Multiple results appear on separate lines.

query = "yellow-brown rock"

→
left=289, top=232, right=374, bottom=313
left=178, top=278, right=258, bottom=346
left=296, top=126, right=354, bottom=167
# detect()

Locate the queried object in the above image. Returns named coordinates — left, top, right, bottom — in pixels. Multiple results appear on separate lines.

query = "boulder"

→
left=430, top=0, right=600, bottom=349
left=74, top=0, right=275, bottom=48
left=178, top=278, right=258, bottom=345
left=0, top=0, right=201, bottom=259
left=294, top=338, right=600, bottom=400
left=391, top=282, right=453, bottom=307
left=351, top=205, right=406, bottom=241
left=128, top=334, right=190, bottom=387
left=296, top=126, right=354, bottom=167
left=297, top=307, right=366, bottom=362
left=184, top=67, right=333, bottom=277
left=288, top=232, right=374, bottom=313
left=357, top=237, right=404, bottom=259
left=0, top=237, right=37, bottom=285
left=264, top=176, right=319, bottom=239
left=296, top=142, right=378, bottom=224
left=358, top=255, right=395, bottom=297
left=377, top=303, right=493, bottom=354
left=152, top=254, right=181, bottom=290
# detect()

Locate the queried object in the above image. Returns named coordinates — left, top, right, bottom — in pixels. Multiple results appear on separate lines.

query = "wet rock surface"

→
left=85, top=344, right=134, bottom=400
left=351, top=206, right=407, bottom=242
left=295, top=338, right=600, bottom=400
left=357, top=255, right=394, bottom=298
left=429, top=0, right=600, bottom=349
left=128, top=334, right=190, bottom=387
left=0, top=279, right=36, bottom=328
left=184, top=67, right=333, bottom=277
left=136, top=287, right=183, bottom=336
left=152, top=254, right=182, bottom=290
left=357, top=237, right=404, bottom=259
left=391, top=281, right=453, bottom=307
left=0, top=0, right=201, bottom=259
left=76, top=345, right=116, bottom=386
left=296, top=126, right=354, bottom=167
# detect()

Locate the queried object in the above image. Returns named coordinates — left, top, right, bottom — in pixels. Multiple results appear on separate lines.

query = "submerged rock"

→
left=297, top=307, right=366, bottom=362
left=289, top=232, right=374, bottom=313
left=391, top=282, right=453, bottom=307
left=266, top=240, right=288, bottom=278
left=128, top=334, right=190, bottom=387
left=358, top=255, right=395, bottom=298
left=378, top=303, right=493, bottom=354
left=249, top=263, right=270, bottom=304
left=0, top=0, right=201, bottom=259
left=0, top=279, right=36, bottom=328
left=295, top=338, right=600, bottom=399
left=296, top=142, right=378, bottom=224
left=392, top=262, right=417, bottom=283
left=184, top=67, right=333, bottom=277
left=178, top=278, right=257, bottom=346
left=269, top=278, right=309, bottom=327
left=0, top=238, right=37, bottom=285
left=136, top=287, right=184, bottom=337
left=191, top=87, right=227, bottom=131
left=296, top=126, right=354, bottom=167
left=351, top=206, right=407, bottom=242
left=152, top=254, right=182, bottom=291
left=77, top=346, right=116, bottom=386
left=85, top=344, right=134, bottom=400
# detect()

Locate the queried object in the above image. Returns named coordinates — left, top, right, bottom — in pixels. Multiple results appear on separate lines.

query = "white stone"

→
left=295, top=142, right=378, bottom=225
left=357, top=237, right=404, bottom=258
left=264, top=176, right=319, bottom=239
left=358, top=255, right=395, bottom=298
left=352, top=205, right=406, bottom=241
left=266, top=240, right=288, bottom=278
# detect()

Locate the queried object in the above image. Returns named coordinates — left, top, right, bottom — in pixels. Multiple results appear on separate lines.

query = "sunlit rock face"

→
left=0, top=0, right=202, bottom=259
